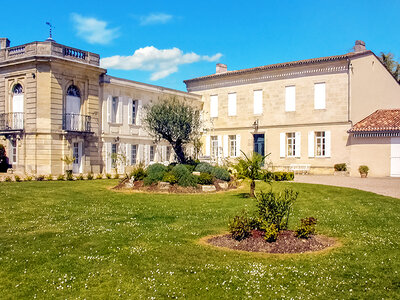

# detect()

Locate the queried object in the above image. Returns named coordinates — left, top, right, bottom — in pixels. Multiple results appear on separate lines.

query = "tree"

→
left=233, top=151, right=270, bottom=197
left=143, top=97, right=201, bottom=164
left=379, top=52, right=400, bottom=83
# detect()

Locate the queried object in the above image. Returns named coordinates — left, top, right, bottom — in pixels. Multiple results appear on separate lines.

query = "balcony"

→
left=63, top=113, right=92, bottom=133
left=0, top=113, right=24, bottom=132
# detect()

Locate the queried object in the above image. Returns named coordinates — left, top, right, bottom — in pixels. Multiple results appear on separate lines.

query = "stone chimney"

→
left=216, top=63, right=227, bottom=74
left=354, top=40, right=366, bottom=52
left=0, top=38, right=10, bottom=49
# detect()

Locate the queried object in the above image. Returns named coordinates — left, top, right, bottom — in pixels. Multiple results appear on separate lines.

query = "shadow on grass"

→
left=234, top=192, right=251, bottom=199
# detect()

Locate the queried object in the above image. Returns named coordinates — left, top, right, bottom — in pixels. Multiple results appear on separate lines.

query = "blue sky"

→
left=2, top=0, right=400, bottom=91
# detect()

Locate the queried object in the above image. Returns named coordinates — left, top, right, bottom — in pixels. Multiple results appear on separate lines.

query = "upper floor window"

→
left=285, top=86, right=296, bottom=112
left=253, top=90, right=263, bottom=115
left=228, top=93, right=237, bottom=116
left=210, top=95, right=218, bottom=118
left=13, top=83, right=23, bottom=95
left=150, top=145, right=155, bottom=162
left=12, top=84, right=24, bottom=116
left=314, top=82, right=326, bottom=109
left=131, top=100, right=137, bottom=124
left=111, top=97, right=118, bottom=123
left=67, top=85, right=81, bottom=98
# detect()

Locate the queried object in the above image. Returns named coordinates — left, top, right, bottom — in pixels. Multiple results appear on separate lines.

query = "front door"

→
left=253, top=134, right=265, bottom=156
left=72, top=142, right=82, bottom=174
left=391, top=137, right=400, bottom=177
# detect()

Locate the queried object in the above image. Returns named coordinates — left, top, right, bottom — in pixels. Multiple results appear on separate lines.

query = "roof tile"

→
left=348, top=109, right=400, bottom=133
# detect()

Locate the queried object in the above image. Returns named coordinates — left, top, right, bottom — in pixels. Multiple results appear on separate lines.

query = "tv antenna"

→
left=46, top=22, right=55, bottom=42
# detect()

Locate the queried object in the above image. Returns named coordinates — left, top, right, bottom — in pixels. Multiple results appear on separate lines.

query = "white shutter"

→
left=228, top=93, right=237, bottom=116
left=137, top=100, right=143, bottom=125
left=162, top=146, right=167, bottom=162
left=106, top=143, right=111, bottom=173
left=325, top=131, right=331, bottom=157
left=118, top=97, right=123, bottom=124
left=107, top=96, right=112, bottom=123
left=217, top=136, right=222, bottom=158
left=205, top=135, right=211, bottom=156
left=126, top=144, right=131, bottom=165
left=128, top=98, right=133, bottom=124
left=210, top=95, right=218, bottom=118
left=138, top=144, right=143, bottom=164
left=223, top=135, right=228, bottom=157
left=236, top=134, right=241, bottom=157
left=285, top=86, right=296, bottom=112
left=314, top=83, right=326, bottom=109
left=253, top=90, right=263, bottom=115
left=308, top=131, right=315, bottom=157
left=280, top=133, right=286, bottom=158
left=295, top=132, right=301, bottom=158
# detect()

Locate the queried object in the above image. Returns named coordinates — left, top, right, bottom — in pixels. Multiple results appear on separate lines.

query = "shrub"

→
left=178, top=174, right=198, bottom=187
left=130, top=163, right=147, bottom=181
left=259, top=170, right=274, bottom=181
left=4, top=176, right=12, bottom=182
left=295, top=217, right=317, bottom=239
left=46, top=174, right=53, bottom=181
left=113, top=173, right=120, bottom=179
left=25, top=175, right=33, bottom=181
left=228, top=213, right=252, bottom=241
left=197, top=172, right=213, bottom=185
left=66, top=172, right=74, bottom=181
left=96, top=174, right=103, bottom=180
left=334, top=163, right=347, bottom=172
left=87, top=173, right=94, bottom=180
left=57, top=174, right=65, bottom=181
left=14, top=175, right=22, bottom=182
left=35, top=175, right=45, bottom=181
left=76, top=174, right=84, bottom=180
left=359, top=165, right=369, bottom=175
left=262, top=223, right=279, bottom=243
left=106, top=173, right=112, bottom=179
left=273, top=171, right=294, bottom=181
left=162, top=172, right=178, bottom=184
left=255, top=189, right=298, bottom=231
left=146, top=163, right=167, bottom=183
left=195, top=162, right=213, bottom=174
left=211, top=167, right=230, bottom=181
left=171, top=164, right=197, bottom=187
left=182, top=164, right=196, bottom=173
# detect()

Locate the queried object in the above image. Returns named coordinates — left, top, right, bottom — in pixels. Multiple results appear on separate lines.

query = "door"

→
left=66, top=95, right=81, bottom=130
left=391, top=137, right=400, bottom=177
left=253, top=134, right=265, bottom=156
left=72, top=142, right=82, bottom=174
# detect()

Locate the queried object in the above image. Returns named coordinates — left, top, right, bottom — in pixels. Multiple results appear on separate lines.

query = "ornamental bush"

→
left=195, top=162, right=214, bottom=174
left=228, top=212, right=252, bottom=241
left=334, top=163, right=347, bottom=171
left=146, top=163, right=167, bottom=184
left=197, top=172, right=213, bottom=185
left=211, top=167, right=230, bottom=181
left=162, top=172, right=178, bottom=184
left=171, top=164, right=198, bottom=187
left=295, top=217, right=317, bottom=239
left=129, top=163, right=147, bottom=181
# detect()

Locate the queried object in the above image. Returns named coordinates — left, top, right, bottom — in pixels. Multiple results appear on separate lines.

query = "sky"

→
left=2, top=0, right=400, bottom=91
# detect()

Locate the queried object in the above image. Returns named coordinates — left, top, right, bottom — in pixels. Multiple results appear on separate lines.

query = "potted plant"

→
left=358, top=165, right=369, bottom=178
left=334, top=163, right=348, bottom=176
left=61, top=155, right=75, bottom=180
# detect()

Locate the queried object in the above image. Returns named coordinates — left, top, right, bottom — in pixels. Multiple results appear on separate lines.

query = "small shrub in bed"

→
left=57, top=174, right=65, bottom=181
left=162, top=172, right=178, bottom=184
left=76, top=174, right=84, bottom=180
left=14, top=175, right=22, bottom=182
left=96, top=174, right=103, bottom=180
left=87, top=173, right=94, bottom=180
left=130, top=163, right=147, bottom=181
left=228, top=213, right=252, bottom=241
left=46, top=174, right=53, bottom=181
left=334, top=163, right=347, bottom=171
left=211, top=167, right=230, bottom=181
left=106, top=173, right=112, bottom=179
left=170, top=164, right=198, bottom=187
left=35, top=175, right=45, bottom=181
left=273, top=171, right=294, bottom=181
left=4, top=176, right=12, bottom=182
left=146, top=163, right=167, bottom=184
left=261, top=223, right=278, bottom=243
left=25, top=175, right=33, bottom=181
left=195, top=162, right=214, bottom=174
left=197, top=172, right=213, bottom=185
left=295, top=217, right=317, bottom=239
left=178, top=173, right=198, bottom=187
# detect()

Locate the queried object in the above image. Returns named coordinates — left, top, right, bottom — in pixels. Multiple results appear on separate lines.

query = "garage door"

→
left=391, top=137, right=400, bottom=177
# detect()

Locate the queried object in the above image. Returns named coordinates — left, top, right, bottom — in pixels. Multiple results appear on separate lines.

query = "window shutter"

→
left=205, top=135, right=211, bottom=156
left=217, top=136, right=222, bottom=157
left=314, top=83, right=326, bottom=109
left=285, top=86, right=296, bottom=112
left=228, top=93, right=237, bottom=116
left=210, top=95, right=218, bottom=118
left=126, top=144, right=131, bottom=165
left=106, top=143, right=111, bottom=172
left=295, top=132, right=301, bottom=158
left=137, top=100, right=143, bottom=125
left=138, top=144, right=143, bottom=164
left=236, top=134, right=241, bottom=157
left=118, top=97, right=123, bottom=124
left=107, top=96, right=112, bottom=123
left=128, top=98, right=133, bottom=124
left=280, top=133, right=286, bottom=158
left=253, top=90, right=263, bottom=115
left=308, top=131, right=315, bottom=157
left=325, top=131, right=331, bottom=157
left=223, top=135, right=228, bottom=157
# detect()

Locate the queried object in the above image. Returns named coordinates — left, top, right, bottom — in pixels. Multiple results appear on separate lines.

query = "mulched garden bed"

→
left=207, top=230, right=336, bottom=254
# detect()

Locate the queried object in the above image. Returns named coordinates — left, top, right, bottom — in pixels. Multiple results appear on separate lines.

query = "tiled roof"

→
left=348, top=109, right=400, bottom=133
left=184, top=50, right=372, bottom=83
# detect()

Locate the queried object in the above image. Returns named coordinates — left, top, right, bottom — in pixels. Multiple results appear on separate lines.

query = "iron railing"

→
left=63, top=113, right=91, bottom=132
left=0, top=113, right=24, bottom=131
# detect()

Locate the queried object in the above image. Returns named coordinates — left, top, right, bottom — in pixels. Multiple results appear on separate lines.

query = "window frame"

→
left=286, top=132, right=296, bottom=157
left=285, top=85, right=296, bottom=112
left=229, top=135, right=237, bottom=157
left=111, top=97, right=118, bottom=124
left=314, top=82, right=326, bottom=110
left=211, top=136, right=218, bottom=158
left=315, top=131, right=326, bottom=157
left=131, top=144, right=137, bottom=165
left=131, top=99, right=137, bottom=125
left=150, top=145, right=155, bottom=162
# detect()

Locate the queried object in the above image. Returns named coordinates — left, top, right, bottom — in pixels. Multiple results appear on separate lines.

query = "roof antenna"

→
left=45, top=22, right=55, bottom=42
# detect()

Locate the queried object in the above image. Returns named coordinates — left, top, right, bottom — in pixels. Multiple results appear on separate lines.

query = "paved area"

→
left=294, top=175, right=400, bottom=199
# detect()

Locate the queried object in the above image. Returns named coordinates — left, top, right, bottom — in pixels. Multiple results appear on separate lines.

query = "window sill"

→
left=108, top=122, right=123, bottom=126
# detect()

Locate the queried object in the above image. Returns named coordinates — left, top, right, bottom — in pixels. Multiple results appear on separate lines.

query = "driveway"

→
left=294, top=175, right=400, bottom=199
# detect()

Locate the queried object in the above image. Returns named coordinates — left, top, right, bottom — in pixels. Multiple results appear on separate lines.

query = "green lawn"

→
left=0, top=180, right=399, bottom=299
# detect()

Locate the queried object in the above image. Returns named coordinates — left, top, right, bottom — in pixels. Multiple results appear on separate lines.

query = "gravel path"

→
left=294, top=175, right=400, bottom=199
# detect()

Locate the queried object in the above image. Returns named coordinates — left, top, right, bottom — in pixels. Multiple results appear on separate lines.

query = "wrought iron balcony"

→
left=63, top=113, right=91, bottom=133
left=0, top=113, right=24, bottom=131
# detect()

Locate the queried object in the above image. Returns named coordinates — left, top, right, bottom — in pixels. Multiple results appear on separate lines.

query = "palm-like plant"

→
left=234, top=151, right=270, bottom=197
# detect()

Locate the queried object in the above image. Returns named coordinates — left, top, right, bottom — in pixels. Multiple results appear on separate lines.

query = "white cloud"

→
left=140, top=13, right=173, bottom=26
left=71, top=13, right=119, bottom=45
left=101, top=46, right=223, bottom=80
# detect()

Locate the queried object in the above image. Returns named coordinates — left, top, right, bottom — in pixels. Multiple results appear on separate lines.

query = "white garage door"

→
left=391, top=137, right=400, bottom=177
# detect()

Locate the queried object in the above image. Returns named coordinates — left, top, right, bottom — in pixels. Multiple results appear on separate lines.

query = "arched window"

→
left=65, top=85, right=82, bottom=131
left=11, top=83, right=24, bottom=129
left=67, top=85, right=81, bottom=98
left=12, top=83, right=23, bottom=95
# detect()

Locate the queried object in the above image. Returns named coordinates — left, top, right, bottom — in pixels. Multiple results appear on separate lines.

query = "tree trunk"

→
left=173, top=142, right=186, bottom=164
left=250, top=180, right=256, bottom=197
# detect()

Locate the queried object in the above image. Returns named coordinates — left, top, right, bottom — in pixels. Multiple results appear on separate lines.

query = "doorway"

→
left=253, top=134, right=265, bottom=156
left=72, top=142, right=82, bottom=174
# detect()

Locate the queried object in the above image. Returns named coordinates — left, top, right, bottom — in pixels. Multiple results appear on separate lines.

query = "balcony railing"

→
left=0, top=113, right=24, bottom=131
left=63, top=113, right=91, bottom=133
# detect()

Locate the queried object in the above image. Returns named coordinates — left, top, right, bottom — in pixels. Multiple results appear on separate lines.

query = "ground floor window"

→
left=211, top=136, right=218, bottom=157
left=73, top=142, right=79, bottom=164
left=131, top=144, right=137, bottom=165
left=150, top=145, right=155, bottom=162
left=166, top=146, right=171, bottom=161
left=229, top=135, right=237, bottom=157
left=10, top=139, right=17, bottom=164
left=111, top=143, right=117, bottom=168
left=287, top=132, right=296, bottom=157
left=315, top=131, right=326, bottom=157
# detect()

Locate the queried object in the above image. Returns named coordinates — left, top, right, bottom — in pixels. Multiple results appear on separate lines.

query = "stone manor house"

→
left=0, top=38, right=399, bottom=177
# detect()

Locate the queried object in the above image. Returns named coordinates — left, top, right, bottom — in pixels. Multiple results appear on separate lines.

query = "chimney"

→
left=354, top=40, right=366, bottom=53
left=216, top=63, right=227, bottom=74
left=0, top=38, right=10, bottom=50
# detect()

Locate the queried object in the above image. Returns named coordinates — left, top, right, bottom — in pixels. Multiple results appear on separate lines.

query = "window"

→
left=253, top=90, right=263, bottom=115
left=111, top=143, right=117, bottom=168
left=314, top=83, right=326, bottom=109
left=166, top=146, right=171, bottom=161
left=132, top=100, right=137, bottom=124
left=150, top=145, right=155, bottom=162
left=285, top=86, right=295, bottom=112
left=229, top=135, right=237, bottom=157
left=111, top=97, right=118, bottom=123
left=131, top=145, right=137, bottom=164
left=287, top=133, right=296, bottom=157
left=12, top=84, right=24, bottom=129
left=315, top=131, right=326, bottom=156
left=228, top=93, right=237, bottom=116
left=210, top=95, right=218, bottom=118
left=10, top=139, right=17, bottom=164
left=73, top=142, right=79, bottom=164
left=211, top=136, right=218, bottom=157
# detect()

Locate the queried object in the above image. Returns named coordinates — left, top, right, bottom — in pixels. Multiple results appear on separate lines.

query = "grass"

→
left=0, top=180, right=399, bottom=298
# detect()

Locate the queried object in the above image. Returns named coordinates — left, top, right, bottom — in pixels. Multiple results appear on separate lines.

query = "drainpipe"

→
left=347, top=58, right=352, bottom=126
